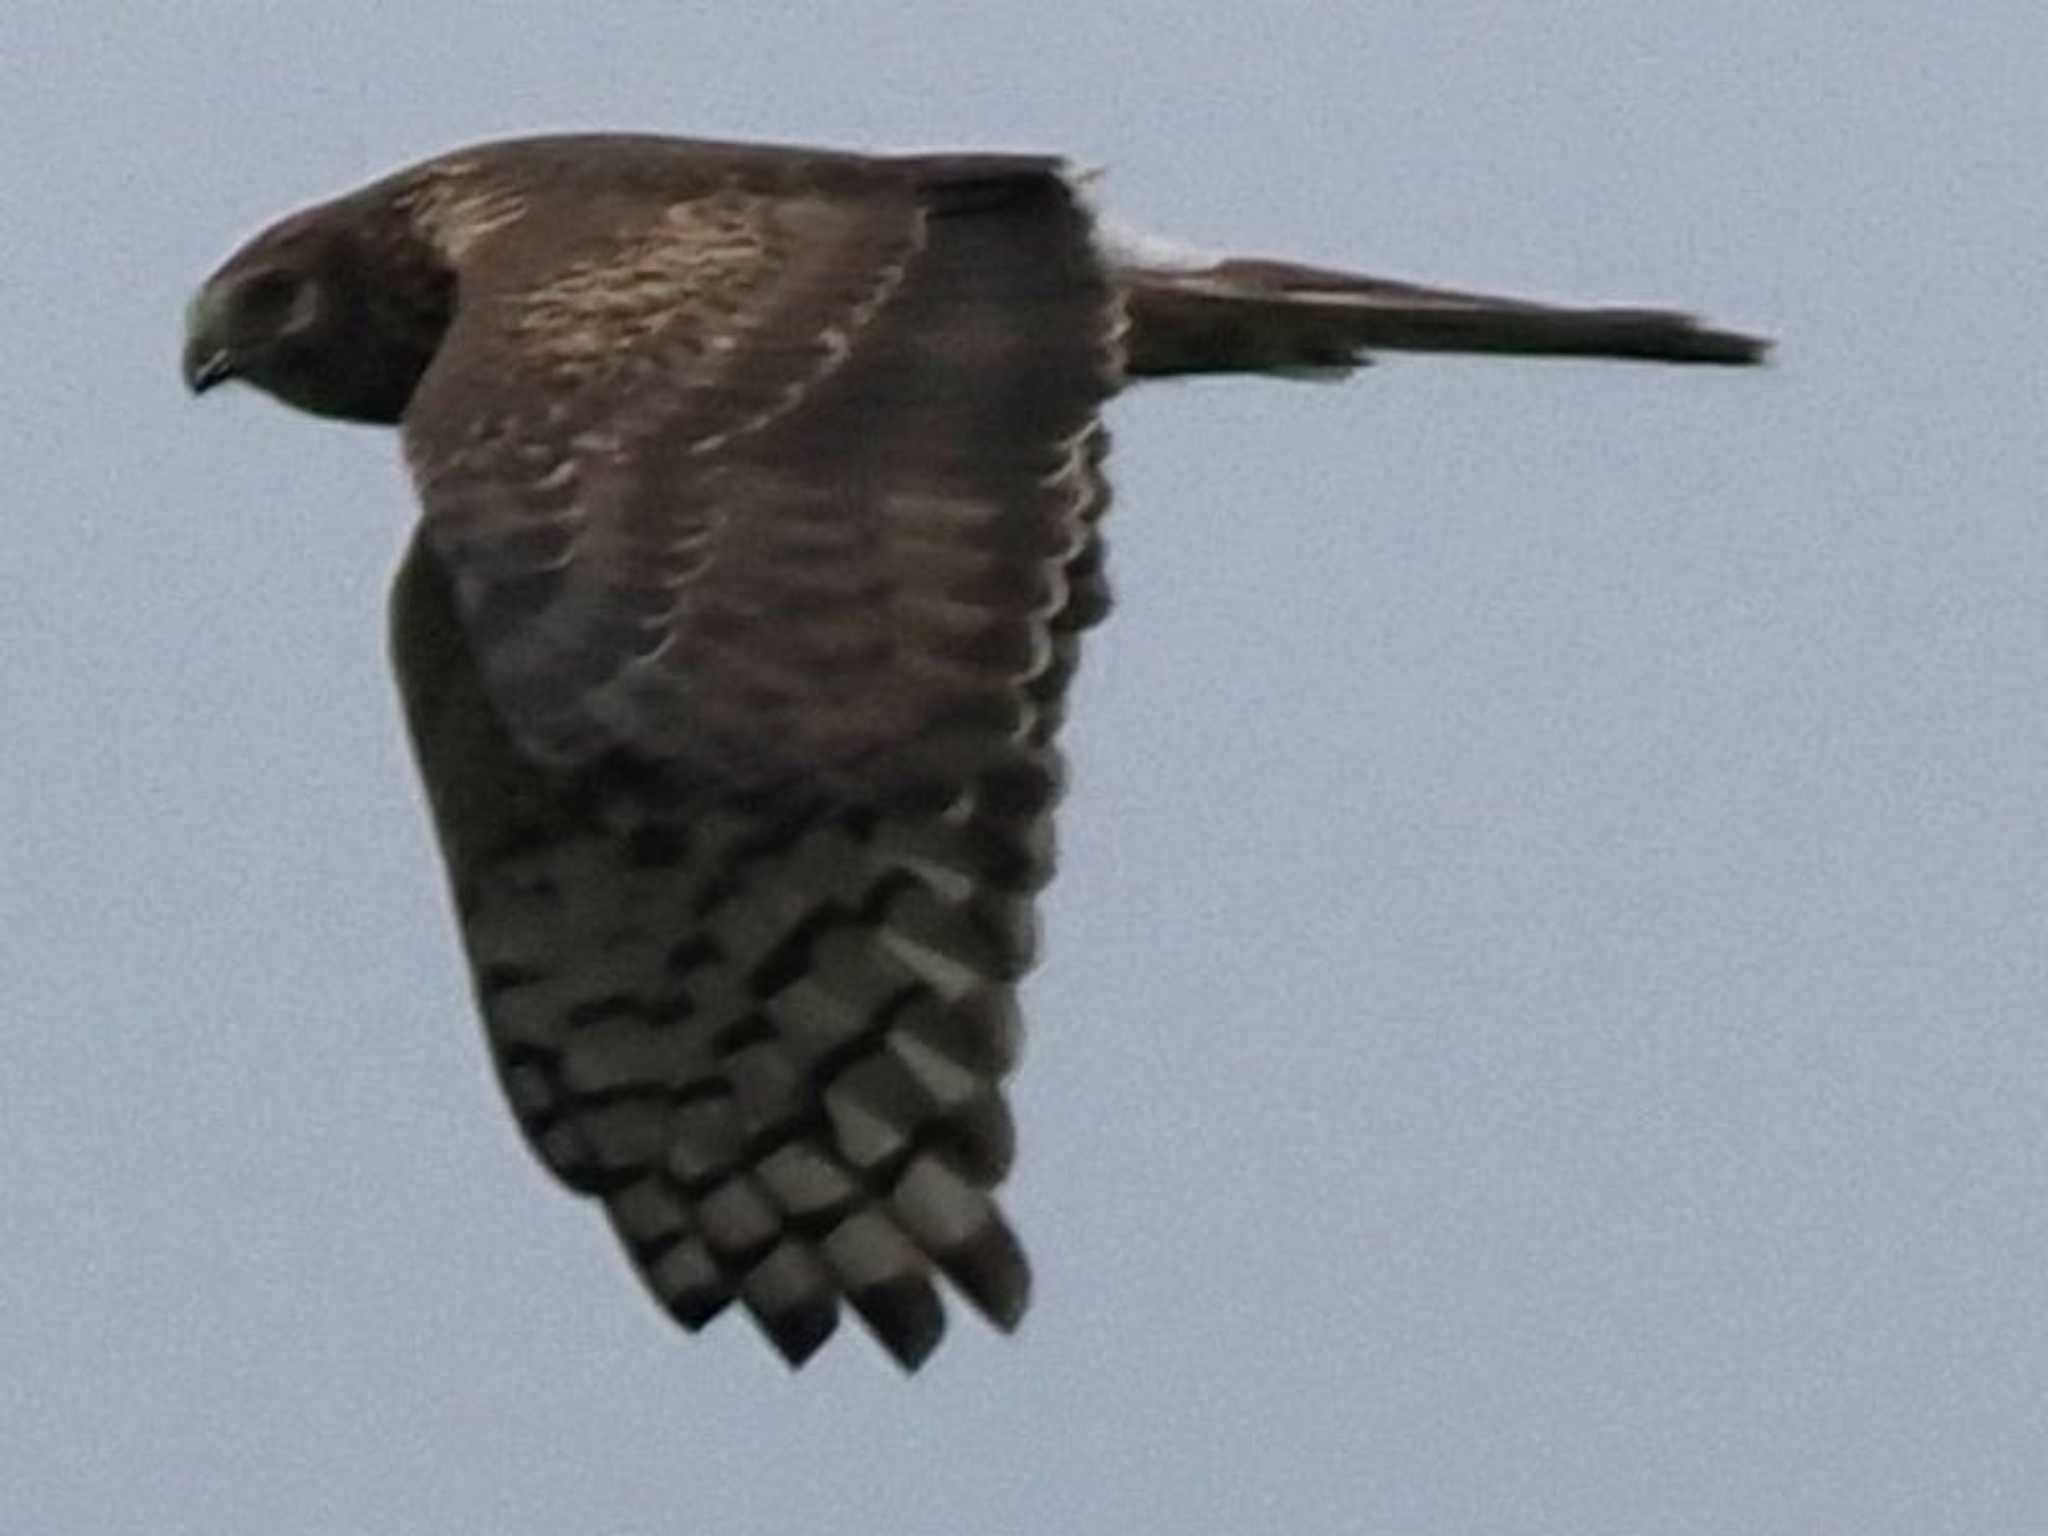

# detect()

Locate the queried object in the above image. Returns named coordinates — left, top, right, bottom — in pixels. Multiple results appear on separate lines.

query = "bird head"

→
left=183, top=205, right=452, bottom=424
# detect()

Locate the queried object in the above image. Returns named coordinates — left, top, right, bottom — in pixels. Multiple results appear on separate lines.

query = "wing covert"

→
left=402, top=157, right=1118, bottom=803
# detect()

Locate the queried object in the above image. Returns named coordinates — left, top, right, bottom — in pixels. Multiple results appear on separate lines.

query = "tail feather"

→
left=1117, top=255, right=1771, bottom=377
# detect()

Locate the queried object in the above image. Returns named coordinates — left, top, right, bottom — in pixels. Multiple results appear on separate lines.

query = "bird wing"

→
left=403, top=150, right=1115, bottom=801
left=392, top=148, right=1120, bottom=1369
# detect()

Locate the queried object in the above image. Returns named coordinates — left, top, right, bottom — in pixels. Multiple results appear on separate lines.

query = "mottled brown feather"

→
left=385, top=139, right=1120, bottom=1368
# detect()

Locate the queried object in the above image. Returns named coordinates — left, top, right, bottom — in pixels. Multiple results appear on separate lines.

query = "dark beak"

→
left=183, top=336, right=236, bottom=394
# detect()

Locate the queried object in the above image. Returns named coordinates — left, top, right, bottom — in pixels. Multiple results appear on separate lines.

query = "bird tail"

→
left=1114, top=254, right=1771, bottom=379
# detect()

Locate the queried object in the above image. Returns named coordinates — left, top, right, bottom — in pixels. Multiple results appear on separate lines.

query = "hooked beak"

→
left=182, top=335, right=236, bottom=394
left=182, top=284, right=237, bottom=394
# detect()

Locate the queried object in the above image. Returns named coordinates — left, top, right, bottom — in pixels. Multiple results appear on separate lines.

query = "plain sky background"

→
left=5, top=4, right=2045, bottom=1533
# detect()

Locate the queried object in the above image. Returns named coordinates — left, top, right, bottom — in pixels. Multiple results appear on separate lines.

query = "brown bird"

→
left=183, top=133, right=1767, bottom=1372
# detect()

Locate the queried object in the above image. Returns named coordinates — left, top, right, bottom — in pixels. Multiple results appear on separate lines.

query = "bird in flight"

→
left=184, top=133, right=1766, bottom=1372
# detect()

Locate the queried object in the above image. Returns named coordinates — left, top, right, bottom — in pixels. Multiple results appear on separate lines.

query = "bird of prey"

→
left=183, top=132, right=1766, bottom=1371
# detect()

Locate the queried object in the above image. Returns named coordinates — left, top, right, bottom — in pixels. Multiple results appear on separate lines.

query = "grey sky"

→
left=6, top=4, right=2046, bottom=1532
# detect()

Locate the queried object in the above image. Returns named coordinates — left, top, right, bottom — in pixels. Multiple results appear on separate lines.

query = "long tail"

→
left=1116, top=255, right=1771, bottom=378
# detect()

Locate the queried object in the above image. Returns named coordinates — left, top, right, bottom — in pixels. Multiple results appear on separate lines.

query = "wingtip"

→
left=759, top=1293, right=842, bottom=1369
left=946, top=1219, right=1033, bottom=1333
left=852, top=1275, right=948, bottom=1373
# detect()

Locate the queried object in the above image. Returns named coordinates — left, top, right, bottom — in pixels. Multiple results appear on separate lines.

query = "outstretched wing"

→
left=393, top=148, right=1120, bottom=1368
left=404, top=151, right=1113, bottom=798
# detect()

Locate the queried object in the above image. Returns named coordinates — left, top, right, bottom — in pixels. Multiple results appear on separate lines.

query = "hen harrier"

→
left=183, top=133, right=1766, bottom=1370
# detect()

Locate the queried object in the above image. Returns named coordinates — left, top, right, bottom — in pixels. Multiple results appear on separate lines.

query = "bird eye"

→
left=237, top=268, right=310, bottom=325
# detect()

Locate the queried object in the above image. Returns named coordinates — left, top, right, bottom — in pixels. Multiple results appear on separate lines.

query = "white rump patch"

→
left=1063, top=165, right=1222, bottom=274
left=1089, top=213, right=1223, bottom=274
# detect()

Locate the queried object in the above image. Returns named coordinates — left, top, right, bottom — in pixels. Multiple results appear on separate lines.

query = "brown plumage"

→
left=183, top=132, right=1767, bottom=1372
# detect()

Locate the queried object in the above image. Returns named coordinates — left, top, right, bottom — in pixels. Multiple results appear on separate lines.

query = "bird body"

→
left=185, top=133, right=1766, bottom=1370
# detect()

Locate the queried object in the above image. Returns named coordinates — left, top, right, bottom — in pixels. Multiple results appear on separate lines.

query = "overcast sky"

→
left=6, top=4, right=2046, bottom=1533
